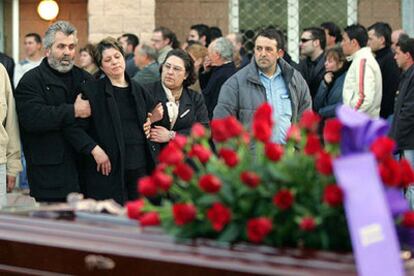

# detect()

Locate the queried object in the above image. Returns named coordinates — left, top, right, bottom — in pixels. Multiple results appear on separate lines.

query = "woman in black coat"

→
left=147, top=49, right=209, bottom=148
left=80, top=37, right=162, bottom=204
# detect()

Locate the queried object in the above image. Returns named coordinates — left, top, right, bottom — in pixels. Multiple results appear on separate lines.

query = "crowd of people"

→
left=0, top=19, right=413, bottom=208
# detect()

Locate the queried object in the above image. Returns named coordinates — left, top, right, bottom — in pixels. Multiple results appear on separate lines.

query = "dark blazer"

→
left=298, top=53, right=326, bottom=101
left=15, top=58, right=96, bottom=200
left=0, top=52, right=15, bottom=87
left=80, top=76, right=157, bottom=204
left=144, top=81, right=209, bottom=148
left=389, top=65, right=414, bottom=151
left=375, top=47, right=400, bottom=119
left=199, top=62, right=237, bottom=119
left=314, top=68, right=347, bottom=118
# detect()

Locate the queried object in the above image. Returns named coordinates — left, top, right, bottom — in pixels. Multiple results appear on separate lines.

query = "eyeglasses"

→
left=163, top=63, right=185, bottom=74
left=300, top=38, right=313, bottom=43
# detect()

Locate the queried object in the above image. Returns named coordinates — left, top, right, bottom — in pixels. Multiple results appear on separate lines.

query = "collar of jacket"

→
left=374, top=46, right=393, bottom=60
left=349, top=47, right=373, bottom=61
left=103, top=73, right=133, bottom=97
left=246, top=57, right=294, bottom=85
left=38, top=57, right=87, bottom=88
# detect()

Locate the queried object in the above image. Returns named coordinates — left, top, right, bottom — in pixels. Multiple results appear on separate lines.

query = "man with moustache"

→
left=15, top=21, right=110, bottom=202
left=214, top=28, right=311, bottom=144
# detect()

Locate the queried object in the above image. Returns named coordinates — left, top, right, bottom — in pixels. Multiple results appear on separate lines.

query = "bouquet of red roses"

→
left=126, top=104, right=414, bottom=251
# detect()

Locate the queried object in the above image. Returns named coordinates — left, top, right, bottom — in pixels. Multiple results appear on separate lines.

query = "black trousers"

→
left=125, top=167, right=148, bottom=201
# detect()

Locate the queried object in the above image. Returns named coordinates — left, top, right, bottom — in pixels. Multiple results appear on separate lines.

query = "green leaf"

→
left=196, top=194, right=220, bottom=207
left=221, top=181, right=235, bottom=204
left=217, top=223, right=240, bottom=242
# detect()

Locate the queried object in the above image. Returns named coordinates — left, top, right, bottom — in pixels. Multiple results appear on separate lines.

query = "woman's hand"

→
left=149, top=103, right=164, bottom=123
left=91, top=145, right=111, bottom=176
left=324, top=72, right=334, bottom=84
left=143, top=117, right=151, bottom=138
left=150, top=125, right=171, bottom=143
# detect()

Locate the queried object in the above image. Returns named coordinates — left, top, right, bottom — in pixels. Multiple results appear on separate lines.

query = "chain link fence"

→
left=230, top=0, right=357, bottom=62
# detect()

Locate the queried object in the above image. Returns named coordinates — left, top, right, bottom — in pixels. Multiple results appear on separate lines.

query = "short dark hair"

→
left=190, top=24, right=211, bottom=46
left=368, top=22, right=392, bottom=48
left=161, top=49, right=196, bottom=88
left=397, top=36, right=414, bottom=60
left=320, top=22, right=342, bottom=43
left=303, top=27, right=326, bottom=50
left=121, top=33, right=139, bottom=51
left=154, top=26, right=180, bottom=49
left=344, top=24, right=368, bottom=48
left=264, top=27, right=286, bottom=51
left=254, top=28, right=284, bottom=51
left=95, top=37, right=125, bottom=68
left=210, top=26, right=223, bottom=41
left=25, top=33, right=42, bottom=44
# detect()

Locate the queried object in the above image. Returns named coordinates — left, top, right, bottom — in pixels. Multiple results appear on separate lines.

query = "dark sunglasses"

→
left=300, top=38, right=313, bottom=43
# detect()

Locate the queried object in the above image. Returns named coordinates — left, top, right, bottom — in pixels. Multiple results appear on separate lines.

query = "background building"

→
left=0, top=0, right=413, bottom=63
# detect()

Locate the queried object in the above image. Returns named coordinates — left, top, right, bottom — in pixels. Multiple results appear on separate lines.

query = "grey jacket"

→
left=213, top=58, right=311, bottom=130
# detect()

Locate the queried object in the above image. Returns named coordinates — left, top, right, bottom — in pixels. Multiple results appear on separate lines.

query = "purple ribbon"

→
left=334, top=106, right=404, bottom=276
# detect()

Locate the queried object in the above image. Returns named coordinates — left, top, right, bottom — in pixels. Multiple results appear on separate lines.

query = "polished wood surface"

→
left=0, top=213, right=359, bottom=275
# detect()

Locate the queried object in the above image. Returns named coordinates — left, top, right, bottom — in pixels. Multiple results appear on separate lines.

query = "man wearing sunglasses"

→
left=297, top=27, right=326, bottom=103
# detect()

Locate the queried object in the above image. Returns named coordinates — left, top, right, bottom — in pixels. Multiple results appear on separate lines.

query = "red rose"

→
left=138, top=176, right=158, bottom=197
left=126, top=199, right=145, bottom=219
left=247, top=217, right=273, bottom=243
left=170, top=134, right=187, bottom=149
left=199, top=174, right=222, bottom=193
left=173, top=203, right=197, bottom=225
left=253, top=103, right=273, bottom=127
left=225, top=117, right=244, bottom=138
left=323, top=118, right=342, bottom=144
left=286, top=124, right=301, bottom=143
left=189, top=144, right=212, bottom=164
left=379, top=157, right=401, bottom=187
left=191, top=123, right=206, bottom=138
left=207, top=203, right=232, bottom=232
left=323, top=184, right=343, bottom=207
left=402, top=211, right=414, bottom=228
left=299, top=110, right=320, bottom=133
left=218, top=148, right=239, bottom=167
left=265, top=143, right=284, bottom=162
left=304, top=134, right=322, bottom=155
left=211, top=118, right=230, bottom=142
left=139, top=212, right=161, bottom=226
left=173, top=163, right=194, bottom=181
left=253, top=120, right=272, bottom=143
left=240, top=171, right=261, bottom=188
left=400, top=159, right=414, bottom=188
left=153, top=170, right=173, bottom=192
left=241, top=131, right=251, bottom=144
left=272, top=189, right=294, bottom=210
left=158, top=143, right=184, bottom=165
left=315, top=151, right=333, bottom=175
left=370, top=136, right=396, bottom=161
left=299, top=216, right=317, bottom=231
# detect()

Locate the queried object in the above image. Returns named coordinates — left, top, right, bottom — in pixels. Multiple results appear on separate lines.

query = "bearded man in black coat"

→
left=15, top=21, right=110, bottom=202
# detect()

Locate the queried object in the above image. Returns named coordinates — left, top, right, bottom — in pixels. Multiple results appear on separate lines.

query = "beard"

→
left=48, top=53, right=75, bottom=73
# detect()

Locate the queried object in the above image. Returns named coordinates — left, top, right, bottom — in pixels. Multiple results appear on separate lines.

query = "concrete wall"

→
left=358, top=0, right=401, bottom=30
left=88, top=0, right=156, bottom=44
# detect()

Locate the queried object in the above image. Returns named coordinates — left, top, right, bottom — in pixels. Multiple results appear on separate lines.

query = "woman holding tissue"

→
left=145, top=49, right=209, bottom=149
left=79, top=37, right=163, bottom=203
